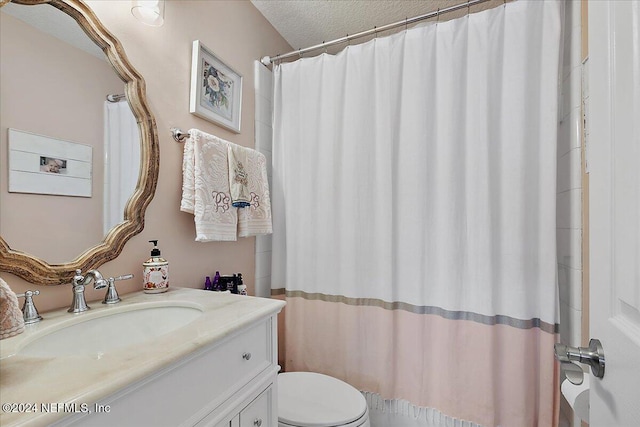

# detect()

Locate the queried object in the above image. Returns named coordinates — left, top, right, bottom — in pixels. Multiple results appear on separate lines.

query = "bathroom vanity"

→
left=0, top=288, right=285, bottom=427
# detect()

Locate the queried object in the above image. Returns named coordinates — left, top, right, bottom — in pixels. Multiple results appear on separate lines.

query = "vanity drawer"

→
left=211, top=318, right=272, bottom=391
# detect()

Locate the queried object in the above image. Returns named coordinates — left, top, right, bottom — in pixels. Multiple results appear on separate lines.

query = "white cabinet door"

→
left=588, top=0, right=640, bottom=425
left=239, top=386, right=273, bottom=427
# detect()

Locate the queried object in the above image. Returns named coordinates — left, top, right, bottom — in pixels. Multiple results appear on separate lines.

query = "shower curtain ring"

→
left=405, top=17, right=408, bottom=31
left=436, top=8, right=440, bottom=24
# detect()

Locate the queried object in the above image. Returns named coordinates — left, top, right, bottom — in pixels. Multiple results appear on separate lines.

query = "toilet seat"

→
left=278, top=372, right=369, bottom=427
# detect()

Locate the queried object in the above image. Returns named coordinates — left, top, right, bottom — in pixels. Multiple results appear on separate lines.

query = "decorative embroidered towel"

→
left=236, top=145, right=273, bottom=237
left=228, top=145, right=251, bottom=208
left=0, top=277, right=25, bottom=340
left=181, top=129, right=238, bottom=241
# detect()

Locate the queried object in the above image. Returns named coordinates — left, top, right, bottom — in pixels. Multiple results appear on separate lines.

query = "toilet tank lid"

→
left=278, top=372, right=367, bottom=426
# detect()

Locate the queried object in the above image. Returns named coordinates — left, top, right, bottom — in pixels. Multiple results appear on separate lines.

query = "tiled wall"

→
left=254, top=61, right=274, bottom=298
left=557, top=1, right=584, bottom=426
left=558, top=0, right=583, bottom=351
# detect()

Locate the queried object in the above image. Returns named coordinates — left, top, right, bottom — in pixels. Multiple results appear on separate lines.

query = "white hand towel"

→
left=0, top=277, right=25, bottom=340
left=228, top=145, right=251, bottom=208
left=181, top=129, right=238, bottom=241
left=235, top=145, right=273, bottom=237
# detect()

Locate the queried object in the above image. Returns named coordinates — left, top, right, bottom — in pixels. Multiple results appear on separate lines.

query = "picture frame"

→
left=190, top=40, right=243, bottom=133
left=8, top=128, right=92, bottom=198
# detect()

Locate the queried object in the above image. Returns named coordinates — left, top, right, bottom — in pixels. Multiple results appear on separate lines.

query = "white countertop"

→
left=0, top=287, right=285, bottom=427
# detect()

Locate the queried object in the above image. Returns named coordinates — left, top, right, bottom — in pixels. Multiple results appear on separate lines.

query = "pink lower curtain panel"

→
left=271, top=1, right=563, bottom=426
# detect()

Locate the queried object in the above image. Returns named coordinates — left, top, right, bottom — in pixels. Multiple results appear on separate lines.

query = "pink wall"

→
left=1, top=1, right=291, bottom=311
left=0, top=12, right=123, bottom=263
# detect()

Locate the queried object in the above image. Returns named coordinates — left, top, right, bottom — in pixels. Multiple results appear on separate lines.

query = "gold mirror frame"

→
left=0, top=0, right=159, bottom=285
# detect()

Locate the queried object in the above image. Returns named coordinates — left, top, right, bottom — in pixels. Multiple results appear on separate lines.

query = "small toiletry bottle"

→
left=237, top=273, right=247, bottom=296
left=212, top=271, right=221, bottom=291
left=228, top=274, right=238, bottom=293
left=204, top=276, right=212, bottom=291
left=143, top=240, right=169, bottom=293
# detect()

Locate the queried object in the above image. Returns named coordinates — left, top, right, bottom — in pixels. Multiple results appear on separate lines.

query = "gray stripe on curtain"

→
left=271, top=288, right=559, bottom=334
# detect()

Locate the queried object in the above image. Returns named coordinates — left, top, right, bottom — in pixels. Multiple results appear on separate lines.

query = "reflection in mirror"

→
left=0, top=0, right=159, bottom=285
left=103, top=96, right=141, bottom=236
left=0, top=2, right=140, bottom=263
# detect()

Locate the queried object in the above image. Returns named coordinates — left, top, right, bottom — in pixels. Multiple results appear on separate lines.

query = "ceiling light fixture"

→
left=131, top=0, right=165, bottom=27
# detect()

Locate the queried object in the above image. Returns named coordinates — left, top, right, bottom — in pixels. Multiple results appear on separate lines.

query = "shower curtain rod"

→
left=106, top=93, right=126, bottom=102
left=260, top=0, right=496, bottom=66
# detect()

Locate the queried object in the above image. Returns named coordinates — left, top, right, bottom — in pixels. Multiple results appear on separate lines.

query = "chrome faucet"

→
left=69, top=269, right=108, bottom=313
left=16, top=290, right=43, bottom=324
left=102, top=274, right=134, bottom=304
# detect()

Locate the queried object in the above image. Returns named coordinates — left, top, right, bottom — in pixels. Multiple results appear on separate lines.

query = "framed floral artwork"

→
left=190, top=40, right=243, bottom=133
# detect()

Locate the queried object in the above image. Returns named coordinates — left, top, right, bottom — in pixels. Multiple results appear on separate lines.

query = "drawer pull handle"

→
left=254, top=418, right=262, bottom=427
left=242, top=352, right=252, bottom=360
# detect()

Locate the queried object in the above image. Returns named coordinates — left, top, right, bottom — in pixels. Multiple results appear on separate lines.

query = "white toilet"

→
left=278, top=372, right=370, bottom=427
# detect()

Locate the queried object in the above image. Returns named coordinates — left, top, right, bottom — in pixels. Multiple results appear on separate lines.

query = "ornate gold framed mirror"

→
left=0, top=0, right=159, bottom=285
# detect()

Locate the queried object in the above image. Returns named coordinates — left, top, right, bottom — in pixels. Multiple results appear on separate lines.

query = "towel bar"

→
left=171, top=127, right=189, bottom=143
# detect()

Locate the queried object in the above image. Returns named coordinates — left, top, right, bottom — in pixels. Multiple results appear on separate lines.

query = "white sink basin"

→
left=18, top=305, right=202, bottom=358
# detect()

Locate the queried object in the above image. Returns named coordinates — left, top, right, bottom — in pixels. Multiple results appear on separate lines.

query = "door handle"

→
left=554, top=338, right=605, bottom=381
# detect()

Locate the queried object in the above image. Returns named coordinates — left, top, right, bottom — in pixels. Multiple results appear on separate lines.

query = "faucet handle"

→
left=16, top=290, right=43, bottom=324
left=102, top=273, right=133, bottom=304
left=73, top=269, right=84, bottom=285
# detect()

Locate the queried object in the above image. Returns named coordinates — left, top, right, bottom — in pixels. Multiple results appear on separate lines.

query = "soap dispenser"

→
left=143, top=240, right=169, bottom=293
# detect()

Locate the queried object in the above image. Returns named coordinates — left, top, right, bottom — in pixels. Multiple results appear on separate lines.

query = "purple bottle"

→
left=204, top=276, right=212, bottom=291
left=212, top=271, right=222, bottom=291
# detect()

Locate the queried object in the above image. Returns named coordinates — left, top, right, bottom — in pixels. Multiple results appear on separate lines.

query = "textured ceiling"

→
left=251, top=0, right=507, bottom=55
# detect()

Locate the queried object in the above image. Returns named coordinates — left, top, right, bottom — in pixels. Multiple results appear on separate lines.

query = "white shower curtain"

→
left=103, top=100, right=140, bottom=235
left=272, top=1, right=562, bottom=426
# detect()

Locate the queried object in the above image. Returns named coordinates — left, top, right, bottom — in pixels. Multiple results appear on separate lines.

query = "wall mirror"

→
left=0, top=0, right=159, bottom=285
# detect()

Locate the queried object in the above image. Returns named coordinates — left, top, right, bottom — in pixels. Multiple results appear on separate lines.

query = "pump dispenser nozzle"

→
left=148, top=240, right=161, bottom=256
